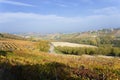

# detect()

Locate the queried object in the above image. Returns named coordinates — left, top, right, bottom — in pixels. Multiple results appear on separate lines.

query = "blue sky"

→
left=0, top=0, right=120, bottom=33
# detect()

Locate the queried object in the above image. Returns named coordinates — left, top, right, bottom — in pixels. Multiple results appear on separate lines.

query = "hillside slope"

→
left=0, top=33, right=25, bottom=40
left=0, top=39, right=36, bottom=51
left=0, top=51, right=120, bottom=80
left=0, top=37, right=120, bottom=80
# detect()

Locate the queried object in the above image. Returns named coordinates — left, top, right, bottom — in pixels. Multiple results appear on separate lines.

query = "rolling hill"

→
left=0, top=33, right=25, bottom=40
left=0, top=30, right=120, bottom=80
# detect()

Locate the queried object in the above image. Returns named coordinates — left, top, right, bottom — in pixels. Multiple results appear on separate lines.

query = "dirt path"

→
left=49, top=43, right=55, bottom=53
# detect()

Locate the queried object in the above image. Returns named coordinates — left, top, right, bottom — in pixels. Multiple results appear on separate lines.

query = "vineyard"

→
left=0, top=50, right=120, bottom=80
left=0, top=41, right=17, bottom=51
left=0, top=38, right=120, bottom=80
left=0, top=39, right=36, bottom=51
left=0, top=39, right=120, bottom=80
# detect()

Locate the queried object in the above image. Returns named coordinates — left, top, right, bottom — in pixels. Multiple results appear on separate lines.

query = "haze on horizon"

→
left=0, top=0, right=120, bottom=33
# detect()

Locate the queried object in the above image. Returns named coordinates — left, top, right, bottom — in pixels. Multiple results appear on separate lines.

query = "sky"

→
left=0, top=0, right=120, bottom=33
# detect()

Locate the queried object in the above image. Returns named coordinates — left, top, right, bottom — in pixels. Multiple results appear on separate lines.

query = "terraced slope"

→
left=0, top=39, right=36, bottom=51
left=0, top=41, right=17, bottom=51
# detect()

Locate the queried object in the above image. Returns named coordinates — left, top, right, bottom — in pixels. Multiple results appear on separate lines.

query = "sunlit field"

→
left=0, top=38, right=120, bottom=80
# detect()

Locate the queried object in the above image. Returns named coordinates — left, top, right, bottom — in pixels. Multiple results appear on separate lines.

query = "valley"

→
left=1, top=0, right=120, bottom=79
left=0, top=28, right=120, bottom=80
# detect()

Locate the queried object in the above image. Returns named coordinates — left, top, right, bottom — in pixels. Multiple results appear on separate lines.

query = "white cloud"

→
left=0, top=0, right=35, bottom=7
left=0, top=12, right=80, bottom=32
left=0, top=12, right=120, bottom=32
left=0, top=12, right=77, bottom=23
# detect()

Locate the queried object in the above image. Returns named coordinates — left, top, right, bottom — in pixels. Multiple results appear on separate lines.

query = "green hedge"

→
left=56, top=46, right=120, bottom=57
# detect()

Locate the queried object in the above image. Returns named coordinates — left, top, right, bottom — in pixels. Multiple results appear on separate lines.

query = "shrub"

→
left=37, top=40, right=50, bottom=52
